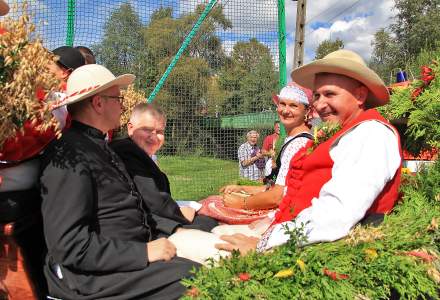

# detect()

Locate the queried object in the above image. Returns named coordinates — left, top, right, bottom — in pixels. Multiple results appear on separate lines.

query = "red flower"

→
left=186, top=287, right=200, bottom=297
left=238, top=272, right=251, bottom=281
left=411, top=87, right=423, bottom=99
left=420, top=65, right=435, bottom=85
left=36, top=87, right=47, bottom=102
left=323, top=268, right=349, bottom=281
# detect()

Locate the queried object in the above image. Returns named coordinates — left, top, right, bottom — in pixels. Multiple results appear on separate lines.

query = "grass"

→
left=159, top=155, right=240, bottom=200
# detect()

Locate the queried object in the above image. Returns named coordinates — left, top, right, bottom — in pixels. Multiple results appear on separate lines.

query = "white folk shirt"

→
left=259, top=120, right=401, bottom=251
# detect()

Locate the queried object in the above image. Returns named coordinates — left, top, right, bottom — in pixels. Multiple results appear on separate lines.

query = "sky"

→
left=10, top=0, right=397, bottom=79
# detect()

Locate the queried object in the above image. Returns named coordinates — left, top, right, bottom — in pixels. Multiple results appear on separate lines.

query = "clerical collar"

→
left=71, top=120, right=106, bottom=140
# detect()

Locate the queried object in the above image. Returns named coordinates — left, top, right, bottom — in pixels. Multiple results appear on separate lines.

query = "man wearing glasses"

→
left=40, top=64, right=199, bottom=300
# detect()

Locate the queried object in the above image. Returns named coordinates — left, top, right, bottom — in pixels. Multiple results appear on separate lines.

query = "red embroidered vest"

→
left=274, top=109, right=402, bottom=224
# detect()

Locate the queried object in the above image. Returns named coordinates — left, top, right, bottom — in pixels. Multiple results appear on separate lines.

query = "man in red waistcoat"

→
left=214, top=49, right=402, bottom=254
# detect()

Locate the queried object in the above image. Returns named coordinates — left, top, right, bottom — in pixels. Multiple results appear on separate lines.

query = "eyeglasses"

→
left=100, top=95, right=124, bottom=103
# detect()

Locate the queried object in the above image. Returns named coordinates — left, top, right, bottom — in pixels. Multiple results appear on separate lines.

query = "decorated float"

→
left=181, top=60, right=440, bottom=300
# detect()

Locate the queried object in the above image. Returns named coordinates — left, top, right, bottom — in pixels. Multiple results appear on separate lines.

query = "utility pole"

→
left=293, top=0, right=307, bottom=69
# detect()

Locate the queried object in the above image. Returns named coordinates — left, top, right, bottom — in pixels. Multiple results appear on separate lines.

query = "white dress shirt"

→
left=260, top=120, right=401, bottom=251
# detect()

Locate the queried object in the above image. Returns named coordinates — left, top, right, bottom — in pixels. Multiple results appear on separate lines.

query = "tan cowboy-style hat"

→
left=291, top=49, right=389, bottom=107
left=53, top=64, right=135, bottom=109
left=0, top=0, right=9, bottom=16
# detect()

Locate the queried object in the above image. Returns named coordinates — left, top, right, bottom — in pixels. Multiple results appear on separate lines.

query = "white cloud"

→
left=284, top=0, right=396, bottom=79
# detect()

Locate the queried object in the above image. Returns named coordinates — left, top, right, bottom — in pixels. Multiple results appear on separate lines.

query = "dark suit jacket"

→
left=40, top=122, right=198, bottom=299
left=110, top=138, right=218, bottom=233
left=110, top=138, right=191, bottom=229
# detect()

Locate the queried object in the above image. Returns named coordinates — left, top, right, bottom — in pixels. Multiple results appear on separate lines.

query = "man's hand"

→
left=248, top=217, right=272, bottom=233
left=215, top=233, right=259, bottom=255
left=219, top=184, right=242, bottom=194
left=222, top=193, right=245, bottom=209
left=146, top=238, right=176, bottom=263
left=255, top=151, right=264, bottom=159
left=180, top=206, right=196, bottom=222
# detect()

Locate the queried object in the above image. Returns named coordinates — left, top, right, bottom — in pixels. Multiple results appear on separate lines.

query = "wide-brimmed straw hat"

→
left=291, top=49, right=389, bottom=108
left=53, top=64, right=135, bottom=109
left=0, top=0, right=9, bottom=16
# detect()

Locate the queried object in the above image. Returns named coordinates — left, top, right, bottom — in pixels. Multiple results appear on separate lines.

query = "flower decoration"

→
left=274, top=268, right=294, bottom=278
left=186, top=287, right=200, bottom=298
left=296, top=259, right=306, bottom=272
left=364, top=248, right=378, bottom=261
left=307, top=121, right=341, bottom=154
left=323, top=268, right=349, bottom=281
left=0, top=2, right=60, bottom=148
left=238, top=272, right=251, bottom=281
left=411, top=62, right=436, bottom=100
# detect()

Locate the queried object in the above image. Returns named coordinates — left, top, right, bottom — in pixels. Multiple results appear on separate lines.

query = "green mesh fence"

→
left=12, top=0, right=284, bottom=200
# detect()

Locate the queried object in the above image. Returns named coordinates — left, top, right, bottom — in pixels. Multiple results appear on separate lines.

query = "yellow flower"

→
left=296, top=259, right=306, bottom=272
left=364, top=248, right=378, bottom=260
left=274, top=268, right=294, bottom=278
left=401, top=167, right=412, bottom=175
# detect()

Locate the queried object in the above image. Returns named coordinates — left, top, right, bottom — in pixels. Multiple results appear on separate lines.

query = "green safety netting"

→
left=10, top=0, right=285, bottom=200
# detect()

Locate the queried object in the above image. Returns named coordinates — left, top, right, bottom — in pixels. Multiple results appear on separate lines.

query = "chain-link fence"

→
left=12, top=0, right=284, bottom=200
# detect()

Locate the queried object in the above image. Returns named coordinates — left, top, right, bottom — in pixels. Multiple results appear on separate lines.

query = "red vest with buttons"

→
left=274, top=109, right=402, bottom=224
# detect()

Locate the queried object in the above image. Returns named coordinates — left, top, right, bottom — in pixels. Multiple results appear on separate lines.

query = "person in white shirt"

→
left=168, top=49, right=402, bottom=264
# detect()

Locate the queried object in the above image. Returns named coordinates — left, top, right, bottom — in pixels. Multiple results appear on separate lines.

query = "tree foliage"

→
left=314, top=38, right=344, bottom=60
left=219, top=38, right=278, bottom=115
left=370, top=0, right=440, bottom=83
left=93, top=3, right=278, bottom=155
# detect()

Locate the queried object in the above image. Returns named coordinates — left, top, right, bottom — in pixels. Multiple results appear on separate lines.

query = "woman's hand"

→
left=219, top=184, right=242, bottom=194
left=222, top=193, right=245, bottom=209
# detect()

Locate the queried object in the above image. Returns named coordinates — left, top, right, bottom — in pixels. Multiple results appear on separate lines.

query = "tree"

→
left=314, top=38, right=344, bottom=59
left=93, top=3, right=156, bottom=90
left=369, top=29, right=400, bottom=83
left=390, top=0, right=440, bottom=64
left=370, top=0, right=440, bottom=82
left=219, top=38, right=278, bottom=115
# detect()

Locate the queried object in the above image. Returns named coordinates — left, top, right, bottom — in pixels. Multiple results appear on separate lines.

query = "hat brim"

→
left=291, top=57, right=389, bottom=108
left=53, top=74, right=135, bottom=109
left=0, top=1, right=9, bottom=16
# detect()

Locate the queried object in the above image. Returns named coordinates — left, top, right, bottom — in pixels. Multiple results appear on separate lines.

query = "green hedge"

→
left=182, top=160, right=440, bottom=299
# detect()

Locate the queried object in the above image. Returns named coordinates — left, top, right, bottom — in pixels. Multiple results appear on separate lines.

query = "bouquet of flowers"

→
left=0, top=2, right=59, bottom=156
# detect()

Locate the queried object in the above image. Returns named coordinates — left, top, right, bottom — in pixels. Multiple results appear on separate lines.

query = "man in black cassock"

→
left=110, top=103, right=218, bottom=234
left=40, top=64, right=199, bottom=300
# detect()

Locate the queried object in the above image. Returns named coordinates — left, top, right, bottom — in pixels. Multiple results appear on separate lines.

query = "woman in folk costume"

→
left=169, top=50, right=402, bottom=264
left=198, top=83, right=313, bottom=226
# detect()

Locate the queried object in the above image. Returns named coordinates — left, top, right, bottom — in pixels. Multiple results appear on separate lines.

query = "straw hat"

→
left=0, top=0, right=9, bottom=16
left=53, top=64, right=135, bottom=109
left=291, top=49, right=389, bottom=107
